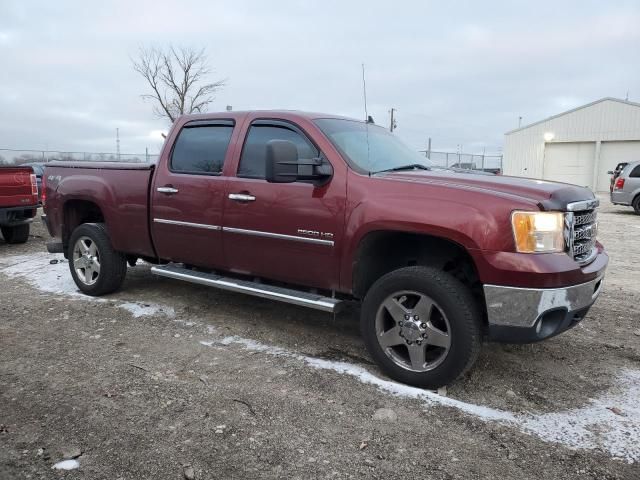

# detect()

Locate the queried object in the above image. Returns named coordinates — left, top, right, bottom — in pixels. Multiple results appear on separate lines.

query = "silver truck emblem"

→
left=297, top=229, right=334, bottom=239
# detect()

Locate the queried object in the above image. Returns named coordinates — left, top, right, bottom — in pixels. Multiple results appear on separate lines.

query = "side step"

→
left=150, top=264, right=342, bottom=313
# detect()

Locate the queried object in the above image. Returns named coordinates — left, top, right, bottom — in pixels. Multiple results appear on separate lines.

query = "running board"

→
left=150, top=264, right=342, bottom=313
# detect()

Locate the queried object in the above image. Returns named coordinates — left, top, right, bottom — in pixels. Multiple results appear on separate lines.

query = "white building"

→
left=503, top=98, right=640, bottom=192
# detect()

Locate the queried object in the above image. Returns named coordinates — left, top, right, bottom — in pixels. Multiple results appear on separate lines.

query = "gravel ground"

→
left=1, top=195, right=639, bottom=479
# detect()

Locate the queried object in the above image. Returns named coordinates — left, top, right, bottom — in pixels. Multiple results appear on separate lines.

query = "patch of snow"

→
left=0, top=253, right=175, bottom=318
left=304, top=356, right=515, bottom=422
left=203, top=334, right=640, bottom=463
left=52, top=459, right=79, bottom=470
left=0, top=252, right=90, bottom=299
left=521, top=369, right=640, bottom=463
left=119, top=302, right=175, bottom=318
left=199, top=340, right=214, bottom=347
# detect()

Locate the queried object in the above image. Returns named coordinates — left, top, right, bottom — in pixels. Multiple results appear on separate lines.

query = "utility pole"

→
left=116, top=128, right=121, bottom=161
left=518, top=116, right=522, bottom=128
left=426, top=137, right=432, bottom=159
left=389, top=108, right=397, bottom=132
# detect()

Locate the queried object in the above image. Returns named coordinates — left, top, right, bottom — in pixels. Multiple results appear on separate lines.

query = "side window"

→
left=238, top=124, right=318, bottom=179
left=171, top=124, right=234, bottom=174
left=630, top=165, right=640, bottom=178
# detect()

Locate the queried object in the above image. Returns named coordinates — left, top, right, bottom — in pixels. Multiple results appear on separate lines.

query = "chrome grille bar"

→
left=564, top=201, right=598, bottom=266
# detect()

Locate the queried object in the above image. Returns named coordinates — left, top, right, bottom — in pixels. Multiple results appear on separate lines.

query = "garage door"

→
left=543, top=142, right=595, bottom=189
left=596, top=141, right=640, bottom=192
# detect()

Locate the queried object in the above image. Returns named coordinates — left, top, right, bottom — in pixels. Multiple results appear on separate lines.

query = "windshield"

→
left=314, top=118, right=433, bottom=174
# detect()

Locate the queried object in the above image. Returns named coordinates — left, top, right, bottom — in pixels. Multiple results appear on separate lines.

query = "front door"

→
left=150, top=120, right=235, bottom=269
left=222, top=120, right=346, bottom=290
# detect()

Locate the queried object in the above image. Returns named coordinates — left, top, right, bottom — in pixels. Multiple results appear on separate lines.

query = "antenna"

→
left=361, top=63, right=369, bottom=121
left=361, top=63, right=371, bottom=174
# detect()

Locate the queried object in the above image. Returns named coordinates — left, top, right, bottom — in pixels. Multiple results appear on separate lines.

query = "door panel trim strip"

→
left=223, top=227, right=334, bottom=246
left=153, top=218, right=221, bottom=231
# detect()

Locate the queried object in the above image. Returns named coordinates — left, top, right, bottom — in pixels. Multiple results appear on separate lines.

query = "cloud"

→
left=0, top=0, right=638, bottom=155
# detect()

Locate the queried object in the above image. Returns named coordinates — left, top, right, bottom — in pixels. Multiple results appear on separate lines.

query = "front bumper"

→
left=484, top=274, right=605, bottom=343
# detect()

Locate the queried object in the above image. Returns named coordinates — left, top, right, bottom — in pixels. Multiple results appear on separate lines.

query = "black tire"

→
left=68, top=223, right=127, bottom=296
left=633, top=195, right=640, bottom=215
left=361, top=266, right=482, bottom=389
left=1, top=224, right=30, bottom=244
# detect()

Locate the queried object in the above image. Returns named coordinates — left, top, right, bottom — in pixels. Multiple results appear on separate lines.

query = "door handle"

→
left=228, top=193, right=256, bottom=202
left=157, top=186, right=179, bottom=194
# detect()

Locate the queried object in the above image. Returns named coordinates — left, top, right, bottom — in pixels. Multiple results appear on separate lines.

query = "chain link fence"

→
left=1, top=148, right=502, bottom=173
left=0, top=148, right=159, bottom=165
left=419, top=150, right=503, bottom=173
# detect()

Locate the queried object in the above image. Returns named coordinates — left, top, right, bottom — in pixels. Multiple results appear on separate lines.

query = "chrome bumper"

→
left=484, top=275, right=605, bottom=329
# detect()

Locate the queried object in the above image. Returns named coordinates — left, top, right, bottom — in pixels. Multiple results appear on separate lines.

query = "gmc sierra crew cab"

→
left=0, top=166, right=39, bottom=244
left=42, top=111, right=608, bottom=388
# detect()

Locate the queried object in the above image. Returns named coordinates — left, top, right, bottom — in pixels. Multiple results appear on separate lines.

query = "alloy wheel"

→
left=374, top=290, right=451, bottom=372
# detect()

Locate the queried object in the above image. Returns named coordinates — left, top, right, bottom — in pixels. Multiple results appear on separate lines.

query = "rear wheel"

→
left=361, top=266, right=482, bottom=388
left=68, top=223, right=127, bottom=296
left=633, top=195, right=640, bottom=215
left=1, top=224, right=30, bottom=244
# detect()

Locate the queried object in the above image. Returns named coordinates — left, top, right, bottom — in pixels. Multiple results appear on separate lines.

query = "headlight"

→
left=511, top=211, right=565, bottom=253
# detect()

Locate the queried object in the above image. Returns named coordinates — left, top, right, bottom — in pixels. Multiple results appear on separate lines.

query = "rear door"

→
left=150, top=119, right=236, bottom=269
left=221, top=119, right=346, bottom=290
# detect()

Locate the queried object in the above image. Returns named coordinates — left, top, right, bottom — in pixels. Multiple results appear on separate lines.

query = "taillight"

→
left=615, top=177, right=625, bottom=190
left=41, top=174, right=47, bottom=206
left=30, top=174, right=38, bottom=197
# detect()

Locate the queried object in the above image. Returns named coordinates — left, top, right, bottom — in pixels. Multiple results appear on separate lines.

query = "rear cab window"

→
left=237, top=122, right=319, bottom=179
left=171, top=120, right=234, bottom=175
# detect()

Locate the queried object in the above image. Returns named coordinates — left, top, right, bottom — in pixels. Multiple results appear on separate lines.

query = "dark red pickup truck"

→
left=0, top=166, right=39, bottom=244
left=42, top=111, right=607, bottom=387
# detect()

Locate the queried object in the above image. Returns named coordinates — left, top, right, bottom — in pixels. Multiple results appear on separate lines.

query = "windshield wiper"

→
left=372, top=164, right=431, bottom=174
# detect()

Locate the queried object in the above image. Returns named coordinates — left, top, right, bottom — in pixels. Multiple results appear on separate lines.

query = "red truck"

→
left=0, top=166, right=39, bottom=244
left=42, top=111, right=607, bottom=388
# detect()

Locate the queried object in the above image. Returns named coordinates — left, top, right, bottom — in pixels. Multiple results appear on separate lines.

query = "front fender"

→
left=339, top=194, right=513, bottom=293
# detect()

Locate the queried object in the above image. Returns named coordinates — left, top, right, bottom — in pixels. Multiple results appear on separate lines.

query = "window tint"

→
left=171, top=125, right=233, bottom=174
left=238, top=125, right=318, bottom=178
left=630, top=165, right=640, bottom=178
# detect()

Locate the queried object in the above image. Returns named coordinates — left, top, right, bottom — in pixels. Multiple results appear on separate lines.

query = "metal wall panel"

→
left=504, top=99, right=640, bottom=190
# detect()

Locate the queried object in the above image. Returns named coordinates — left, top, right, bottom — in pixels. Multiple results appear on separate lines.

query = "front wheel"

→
left=1, top=224, right=30, bottom=244
left=68, top=223, right=127, bottom=296
left=361, top=266, right=482, bottom=389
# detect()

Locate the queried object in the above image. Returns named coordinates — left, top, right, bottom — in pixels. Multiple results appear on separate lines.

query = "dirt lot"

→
left=1, top=196, right=639, bottom=479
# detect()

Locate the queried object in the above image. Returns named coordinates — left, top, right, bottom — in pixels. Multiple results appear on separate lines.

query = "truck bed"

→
left=44, top=161, right=156, bottom=258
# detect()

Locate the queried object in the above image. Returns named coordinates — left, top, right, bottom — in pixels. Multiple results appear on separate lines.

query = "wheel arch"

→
left=61, top=199, right=106, bottom=254
left=351, top=230, right=486, bottom=322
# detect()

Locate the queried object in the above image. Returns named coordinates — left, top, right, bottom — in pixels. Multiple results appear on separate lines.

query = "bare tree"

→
left=132, top=46, right=225, bottom=123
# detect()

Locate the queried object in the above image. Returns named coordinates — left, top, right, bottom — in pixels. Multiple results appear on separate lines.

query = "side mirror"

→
left=265, top=140, right=333, bottom=185
left=607, top=170, right=614, bottom=175
left=266, top=140, right=298, bottom=183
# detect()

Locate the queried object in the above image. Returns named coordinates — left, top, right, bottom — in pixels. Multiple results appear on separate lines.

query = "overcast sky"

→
left=1, top=0, right=639, bottom=156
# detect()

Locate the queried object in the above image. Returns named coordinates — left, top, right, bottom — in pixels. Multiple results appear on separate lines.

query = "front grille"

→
left=565, top=207, right=598, bottom=265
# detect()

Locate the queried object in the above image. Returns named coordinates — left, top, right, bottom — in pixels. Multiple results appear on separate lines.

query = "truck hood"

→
left=377, top=170, right=595, bottom=210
